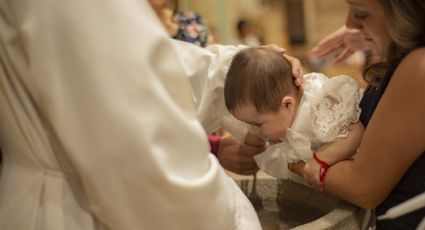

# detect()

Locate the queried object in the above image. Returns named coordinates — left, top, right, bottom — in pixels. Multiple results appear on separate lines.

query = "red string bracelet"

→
left=313, top=152, right=330, bottom=191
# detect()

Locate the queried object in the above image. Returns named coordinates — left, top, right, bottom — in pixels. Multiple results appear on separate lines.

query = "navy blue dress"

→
left=359, top=62, right=425, bottom=229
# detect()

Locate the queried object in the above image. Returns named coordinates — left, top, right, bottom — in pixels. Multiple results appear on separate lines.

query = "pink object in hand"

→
left=208, top=135, right=220, bottom=155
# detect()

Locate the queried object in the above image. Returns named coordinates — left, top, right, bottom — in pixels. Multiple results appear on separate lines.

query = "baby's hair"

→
left=224, top=47, right=298, bottom=113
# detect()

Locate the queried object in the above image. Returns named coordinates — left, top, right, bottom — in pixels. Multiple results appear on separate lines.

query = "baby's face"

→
left=232, top=103, right=293, bottom=140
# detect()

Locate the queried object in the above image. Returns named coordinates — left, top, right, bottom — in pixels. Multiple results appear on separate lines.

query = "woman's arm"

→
left=324, top=48, right=425, bottom=209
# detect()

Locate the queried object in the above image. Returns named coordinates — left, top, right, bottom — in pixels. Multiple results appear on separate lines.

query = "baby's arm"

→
left=316, top=122, right=364, bottom=164
left=304, top=122, right=364, bottom=188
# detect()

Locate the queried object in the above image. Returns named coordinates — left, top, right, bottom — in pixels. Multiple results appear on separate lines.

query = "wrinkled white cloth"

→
left=0, top=1, right=260, bottom=230
left=254, top=73, right=362, bottom=179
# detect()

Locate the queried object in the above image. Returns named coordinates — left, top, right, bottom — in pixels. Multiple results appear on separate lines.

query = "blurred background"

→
left=162, top=0, right=367, bottom=88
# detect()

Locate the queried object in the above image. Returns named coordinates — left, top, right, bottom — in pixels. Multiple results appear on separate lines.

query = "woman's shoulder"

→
left=398, top=48, right=425, bottom=81
left=390, top=48, right=425, bottom=100
left=405, top=47, right=425, bottom=59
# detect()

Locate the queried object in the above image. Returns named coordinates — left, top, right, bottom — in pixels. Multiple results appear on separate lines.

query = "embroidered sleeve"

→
left=311, top=75, right=362, bottom=142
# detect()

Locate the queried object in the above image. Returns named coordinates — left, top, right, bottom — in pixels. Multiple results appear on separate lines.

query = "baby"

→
left=224, top=47, right=364, bottom=188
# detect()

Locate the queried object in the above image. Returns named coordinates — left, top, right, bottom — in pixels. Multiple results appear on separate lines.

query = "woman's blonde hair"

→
left=364, top=0, right=425, bottom=87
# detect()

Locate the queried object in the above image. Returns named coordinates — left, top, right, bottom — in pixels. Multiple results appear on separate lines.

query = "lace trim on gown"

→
left=311, top=75, right=362, bottom=142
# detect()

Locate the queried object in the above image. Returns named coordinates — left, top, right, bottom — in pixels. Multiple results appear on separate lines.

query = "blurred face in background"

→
left=345, top=0, right=392, bottom=57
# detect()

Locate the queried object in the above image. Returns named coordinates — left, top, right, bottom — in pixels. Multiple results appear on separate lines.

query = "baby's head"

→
left=224, top=47, right=301, bottom=139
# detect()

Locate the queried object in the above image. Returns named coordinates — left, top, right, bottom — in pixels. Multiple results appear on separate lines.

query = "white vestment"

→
left=0, top=1, right=260, bottom=230
left=254, top=73, right=362, bottom=179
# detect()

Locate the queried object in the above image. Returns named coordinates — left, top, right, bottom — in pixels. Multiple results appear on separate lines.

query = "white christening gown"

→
left=254, top=73, right=362, bottom=179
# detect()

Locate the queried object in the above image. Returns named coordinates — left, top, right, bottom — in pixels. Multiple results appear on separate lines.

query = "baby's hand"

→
left=303, top=159, right=321, bottom=189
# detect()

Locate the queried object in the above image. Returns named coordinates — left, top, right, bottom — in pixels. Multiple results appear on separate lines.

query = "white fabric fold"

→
left=254, top=129, right=312, bottom=179
left=0, top=1, right=260, bottom=230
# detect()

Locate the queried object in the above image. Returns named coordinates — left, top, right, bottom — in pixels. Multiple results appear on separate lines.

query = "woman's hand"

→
left=310, top=26, right=379, bottom=64
left=284, top=54, right=304, bottom=88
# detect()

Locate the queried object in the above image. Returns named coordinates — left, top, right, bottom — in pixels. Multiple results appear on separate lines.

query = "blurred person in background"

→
left=148, top=0, right=211, bottom=47
left=236, top=19, right=264, bottom=47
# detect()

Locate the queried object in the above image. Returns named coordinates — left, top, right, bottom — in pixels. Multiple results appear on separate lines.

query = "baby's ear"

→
left=280, top=96, right=296, bottom=111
